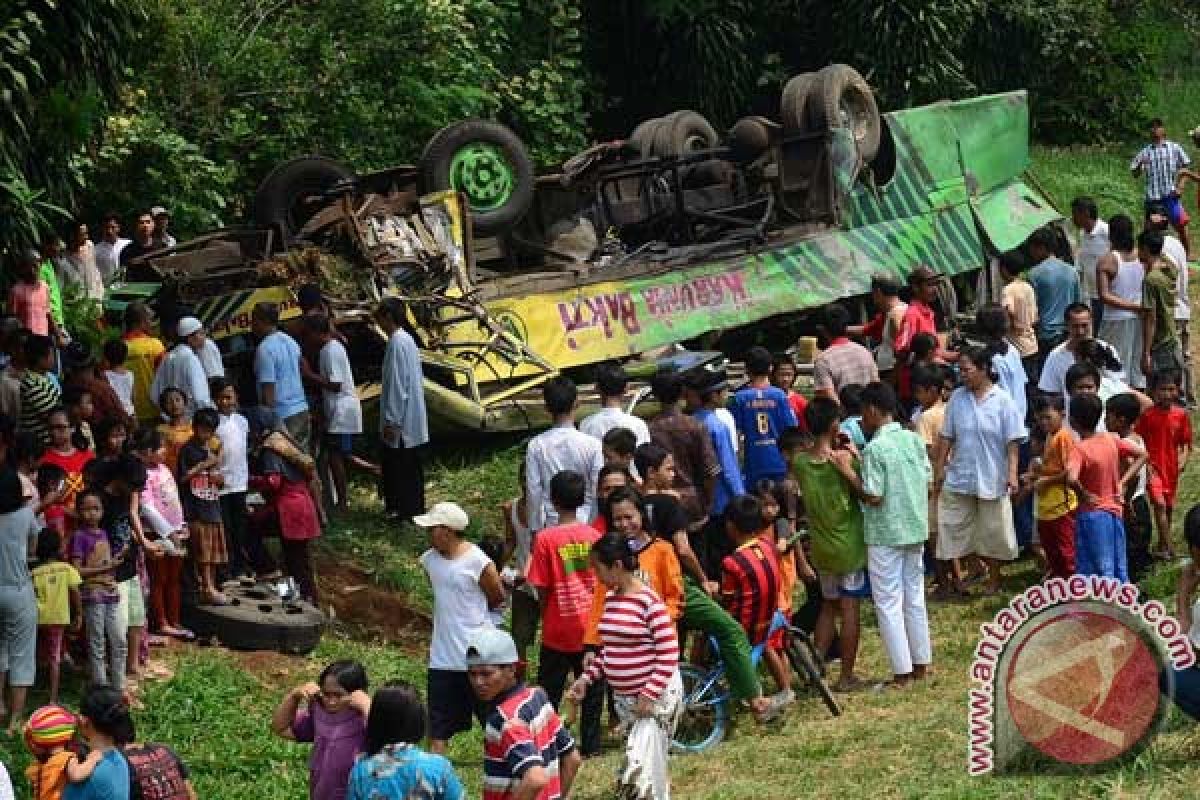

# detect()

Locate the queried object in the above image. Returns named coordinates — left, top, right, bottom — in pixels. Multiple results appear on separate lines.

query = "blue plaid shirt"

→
left=1131, top=141, right=1191, bottom=200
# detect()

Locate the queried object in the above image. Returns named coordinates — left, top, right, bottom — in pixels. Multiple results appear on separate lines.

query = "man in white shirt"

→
left=526, top=375, right=604, bottom=530
left=1072, top=196, right=1110, bottom=327
left=93, top=212, right=129, bottom=286
left=151, top=317, right=213, bottom=413
left=151, top=205, right=177, bottom=249
left=1037, top=302, right=1122, bottom=397
left=579, top=362, right=650, bottom=445
left=302, top=313, right=379, bottom=511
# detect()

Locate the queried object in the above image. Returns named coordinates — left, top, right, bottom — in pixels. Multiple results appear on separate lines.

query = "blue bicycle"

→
left=672, top=610, right=841, bottom=753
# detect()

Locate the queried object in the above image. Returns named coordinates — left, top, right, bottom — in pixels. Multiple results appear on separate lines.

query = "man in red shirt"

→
left=525, top=469, right=602, bottom=755
left=849, top=273, right=909, bottom=384
left=720, top=495, right=793, bottom=706
left=1135, top=368, right=1193, bottom=559
left=894, top=266, right=956, bottom=403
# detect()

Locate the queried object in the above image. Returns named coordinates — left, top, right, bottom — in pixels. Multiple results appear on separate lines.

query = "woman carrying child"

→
left=247, top=409, right=322, bottom=602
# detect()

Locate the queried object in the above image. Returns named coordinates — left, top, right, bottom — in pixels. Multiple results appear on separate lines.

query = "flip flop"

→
left=204, top=593, right=230, bottom=606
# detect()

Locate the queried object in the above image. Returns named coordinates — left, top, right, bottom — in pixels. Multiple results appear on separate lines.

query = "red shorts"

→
left=37, top=625, right=65, bottom=667
left=1038, top=515, right=1076, bottom=579
left=1148, top=472, right=1178, bottom=508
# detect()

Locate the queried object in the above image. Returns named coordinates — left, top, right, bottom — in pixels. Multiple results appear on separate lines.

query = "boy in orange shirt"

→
left=1024, top=395, right=1077, bottom=578
left=1135, top=369, right=1193, bottom=559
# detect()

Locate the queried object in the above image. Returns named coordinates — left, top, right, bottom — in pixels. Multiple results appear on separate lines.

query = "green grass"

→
left=7, top=77, right=1200, bottom=800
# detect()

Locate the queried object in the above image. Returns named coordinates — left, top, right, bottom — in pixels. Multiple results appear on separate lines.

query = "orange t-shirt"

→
left=1036, top=427, right=1078, bottom=520
left=1067, top=433, right=1140, bottom=516
left=584, top=537, right=682, bottom=647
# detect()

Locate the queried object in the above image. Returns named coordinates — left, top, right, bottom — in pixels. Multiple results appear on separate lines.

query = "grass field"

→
left=4, top=81, right=1200, bottom=799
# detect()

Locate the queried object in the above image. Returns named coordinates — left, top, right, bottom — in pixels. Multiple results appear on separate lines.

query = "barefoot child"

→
left=1135, top=368, right=1192, bottom=559
left=721, top=495, right=795, bottom=706
left=156, top=387, right=192, bottom=474
left=23, top=704, right=77, bottom=800
left=792, top=396, right=869, bottom=691
left=31, top=529, right=81, bottom=704
left=1026, top=395, right=1078, bottom=578
left=272, top=660, right=370, bottom=800
left=69, top=489, right=124, bottom=690
left=1067, top=393, right=1147, bottom=581
left=177, top=408, right=228, bottom=605
left=134, top=428, right=191, bottom=640
left=1106, top=393, right=1153, bottom=582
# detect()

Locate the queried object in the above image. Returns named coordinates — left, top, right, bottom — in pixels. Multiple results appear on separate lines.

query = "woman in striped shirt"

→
left=568, top=533, right=682, bottom=800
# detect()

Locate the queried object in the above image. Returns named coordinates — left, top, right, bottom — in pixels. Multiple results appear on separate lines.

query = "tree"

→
left=0, top=0, right=143, bottom=254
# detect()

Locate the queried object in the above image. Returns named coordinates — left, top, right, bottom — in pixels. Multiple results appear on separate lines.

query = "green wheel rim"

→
left=448, top=142, right=516, bottom=212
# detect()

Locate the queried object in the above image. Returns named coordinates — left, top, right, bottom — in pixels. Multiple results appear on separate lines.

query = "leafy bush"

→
left=963, top=0, right=1158, bottom=144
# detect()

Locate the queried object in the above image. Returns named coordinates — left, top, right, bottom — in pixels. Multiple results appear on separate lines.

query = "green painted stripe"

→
left=944, top=206, right=983, bottom=267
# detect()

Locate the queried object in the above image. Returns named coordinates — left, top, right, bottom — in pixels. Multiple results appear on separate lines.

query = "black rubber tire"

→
left=786, top=631, right=842, bottom=717
left=805, top=64, right=881, bottom=162
left=186, top=583, right=325, bottom=655
left=628, top=117, right=663, bottom=158
left=419, top=120, right=535, bottom=237
left=780, top=72, right=818, bottom=133
left=652, top=110, right=719, bottom=158
left=254, top=156, right=353, bottom=238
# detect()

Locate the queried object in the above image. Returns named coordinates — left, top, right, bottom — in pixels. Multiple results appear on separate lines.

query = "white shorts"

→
left=819, top=568, right=871, bottom=599
left=936, top=491, right=1018, bottom=561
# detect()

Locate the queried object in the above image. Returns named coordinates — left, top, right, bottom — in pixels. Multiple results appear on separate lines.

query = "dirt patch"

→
left=228, top=649, right=305, bottom=690
left=317, top=561, right=431, bottom=653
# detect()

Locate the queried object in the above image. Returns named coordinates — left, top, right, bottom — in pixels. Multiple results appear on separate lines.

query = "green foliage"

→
left=834, top=0, right=977, bottom=108
left=60, top=281, right=109, bottom=355
left=0, top=0, right=141, bottom=253
left=0, top=160, right=68, bottom=256
left=964, top=0, right=1157, bottom=144
left=79, top=97, right=235, bottom=235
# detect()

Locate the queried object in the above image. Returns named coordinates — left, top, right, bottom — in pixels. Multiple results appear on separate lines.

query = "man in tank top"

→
left=1097, top=214, right=1147, bottom=389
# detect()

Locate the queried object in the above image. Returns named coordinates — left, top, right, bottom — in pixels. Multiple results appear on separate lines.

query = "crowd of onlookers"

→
left=3, top=121, right=1200, bottom=800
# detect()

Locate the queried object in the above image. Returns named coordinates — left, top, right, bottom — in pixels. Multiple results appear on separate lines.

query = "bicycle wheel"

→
left=786, top=631, right=842, bottom=717
left=672, top=663, right=730, bottom=753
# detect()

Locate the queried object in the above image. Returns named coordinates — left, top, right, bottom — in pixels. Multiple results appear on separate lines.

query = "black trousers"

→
left=380, top=441, right=425, bottom=520
left=539, top=645, right=603, bottom=756
left=219, top=492, right=249, bottom=579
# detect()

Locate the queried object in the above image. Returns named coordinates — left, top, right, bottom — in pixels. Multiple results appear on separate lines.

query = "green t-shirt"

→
left=792, top=454, right=866, bottom=574
left=1143, top=261, right=1178, bottom=350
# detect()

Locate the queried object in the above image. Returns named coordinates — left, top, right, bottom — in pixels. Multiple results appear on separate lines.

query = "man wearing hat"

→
left=151, top=317, right=212, bottom=414
left=416, top=502, right=506, bottom=756
left=150, top=205, right=176, bottom=250
left=466, top=628, right=581, bottom=800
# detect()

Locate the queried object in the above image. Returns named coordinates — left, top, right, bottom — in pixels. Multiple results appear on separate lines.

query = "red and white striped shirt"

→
left=582, top=585, right=678, bottom=700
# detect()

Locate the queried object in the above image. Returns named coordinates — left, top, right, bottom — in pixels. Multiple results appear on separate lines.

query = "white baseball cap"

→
left=177, top=317, right=203, bottom=338
left=465, top=628, right=519, bottom=666
left=413, top=502, right=469, bottom=531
